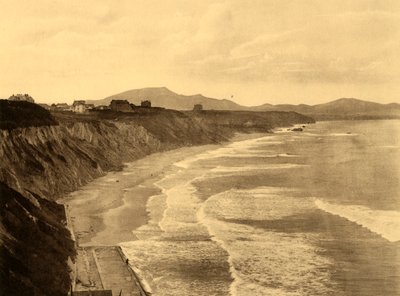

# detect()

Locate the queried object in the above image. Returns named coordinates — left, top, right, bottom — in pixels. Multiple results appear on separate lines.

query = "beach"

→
left=63, top=122, right=400, bottom=295
left=64, top=145, right=214, bottom=246
left=64, top=132, right=266, bottom=247
left=62, top=133, right=266, bottom=293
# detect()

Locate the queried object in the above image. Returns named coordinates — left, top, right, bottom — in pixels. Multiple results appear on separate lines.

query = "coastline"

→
left=64, top=144, right=218, bottom=246
left=63, top=132, right=268, bottom=293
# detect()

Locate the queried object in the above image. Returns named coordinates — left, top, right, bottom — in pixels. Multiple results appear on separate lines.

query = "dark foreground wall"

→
left=0, top=182, right=75, bottom=296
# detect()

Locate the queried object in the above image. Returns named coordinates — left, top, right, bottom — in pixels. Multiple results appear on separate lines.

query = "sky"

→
left=1, top=0, right=400, bottom=105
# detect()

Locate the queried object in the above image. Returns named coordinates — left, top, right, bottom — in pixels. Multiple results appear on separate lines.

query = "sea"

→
left=121, top=120, right=400, bottom=296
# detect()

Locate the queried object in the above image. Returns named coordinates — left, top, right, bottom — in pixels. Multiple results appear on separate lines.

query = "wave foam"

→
left=211, top=163, right=305, bottom=173
left=197, top=205, right=240, bottom=296
left=198, top=191, right=334, bottom=296
left=174, top=135, right=281, bottom=168
left=315, top=199, right=400, bottom=242
left=328, top=133, right=358, bottom=137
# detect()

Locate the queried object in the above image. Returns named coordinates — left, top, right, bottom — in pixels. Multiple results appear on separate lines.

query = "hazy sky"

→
left=1, top=0, right=400, bottom=105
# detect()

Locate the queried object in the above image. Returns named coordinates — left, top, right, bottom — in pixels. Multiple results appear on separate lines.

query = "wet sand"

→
left=64, top=145, right=214, bottom=245
left=62, top=133, right=268, bottom=293
left=63, top=133, right=266, bottom=247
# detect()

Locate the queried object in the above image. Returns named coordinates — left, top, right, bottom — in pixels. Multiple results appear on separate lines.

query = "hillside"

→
left=88, top=88, right=400, bottom=119
left=253, top=98, right=400, bottom=120
left=90, top=87, right=246, bottom=110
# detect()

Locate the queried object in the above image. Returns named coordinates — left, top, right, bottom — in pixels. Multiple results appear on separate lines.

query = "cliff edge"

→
left=0, top=102, right=314, bottom=295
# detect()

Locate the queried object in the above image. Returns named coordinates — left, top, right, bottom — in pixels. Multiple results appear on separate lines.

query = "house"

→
left=140, top=100, right=151, bottom=108
left=72, top=100, right=87, bottom=113
left=93, top=105, right=110, bottom=110
left=193, top=104, right=203, bottom=111
left=38, top=103, right=51, bottom=110
left=8, top=94, right=35, bottom=103
left=51, top=103, right=71, bottom=111
left=110, top=100, right=132, bottom=112
left=85, top=104, right=95, bottom=110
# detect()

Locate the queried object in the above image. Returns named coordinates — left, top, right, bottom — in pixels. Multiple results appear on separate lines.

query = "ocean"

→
left=121, top=120, right=400, bottom=296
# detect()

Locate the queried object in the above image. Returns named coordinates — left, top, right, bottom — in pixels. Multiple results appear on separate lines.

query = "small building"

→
left=72, top=100, right=86, bottom=113
left=8, top=93, right=35, bottom=103
left=73, top=100, right=85, bottom=106
left=110, top=100, right=132, bottom=112
left=51, top=103, right=71, bottom=111
left=38, top=103, right=51, bottom=110
left=85, top=103, right=95, bottom=110
left=193, top=104, right=203, bottom=111
left=93, top=105, right=110, bottom=110
left=140, top=100, right=151, bottom=108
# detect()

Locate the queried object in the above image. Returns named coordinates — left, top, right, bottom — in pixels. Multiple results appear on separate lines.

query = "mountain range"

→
left=88, top=87, right=400, bottom=119
left=90, top=87, right=245, bottom=110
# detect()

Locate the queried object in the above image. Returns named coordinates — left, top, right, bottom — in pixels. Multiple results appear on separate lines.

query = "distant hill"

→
left=254, top=98, right=400, bottom=120
left=89, top=87, right=246, bottom=111
left=87, top=87, right=400, bottom=119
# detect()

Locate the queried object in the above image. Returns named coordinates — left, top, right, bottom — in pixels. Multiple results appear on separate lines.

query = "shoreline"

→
left=63, top=132, right=267, bottom=246
left=63, top=132, right=269, bottom=293
left=64, top=144, right=220, bottom=246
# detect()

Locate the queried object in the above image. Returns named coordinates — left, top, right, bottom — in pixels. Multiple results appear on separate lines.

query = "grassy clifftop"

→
left=0, top=100, right=57, bottom=130
left=186, top=110, right=314, bottom=131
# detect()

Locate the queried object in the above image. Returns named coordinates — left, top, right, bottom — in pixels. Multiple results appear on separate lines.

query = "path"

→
left=74, top=246, right=146, bottom=296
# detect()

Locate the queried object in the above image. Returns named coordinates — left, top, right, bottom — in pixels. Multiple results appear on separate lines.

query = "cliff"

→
left=0, top=183, right=75, bottom=296
left=0, top=104, right=314, bottom=295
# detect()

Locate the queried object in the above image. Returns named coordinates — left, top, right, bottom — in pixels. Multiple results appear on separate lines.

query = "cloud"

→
left=169, top=2, right=235, bottom=62
left=1, top=1, right=399, bottom=103
left=176, top=10, right=400, bottom=84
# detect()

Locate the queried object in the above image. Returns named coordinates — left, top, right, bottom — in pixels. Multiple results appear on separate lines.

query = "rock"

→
left=292, top=127, right=303, bottom=132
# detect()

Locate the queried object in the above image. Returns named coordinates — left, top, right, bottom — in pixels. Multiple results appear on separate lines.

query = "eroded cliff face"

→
left=0, top=107, right=314, bottom=295
left=0, top=121, right=162, bottom=200
left=0, top=120, right=167, bottom=296
left=0, top=182, right=75, bottom=296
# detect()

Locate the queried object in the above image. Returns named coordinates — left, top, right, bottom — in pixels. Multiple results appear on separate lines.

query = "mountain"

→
left=254, top=98, right=400, bottom=119
left=87, top=87, right=400, bottom=119
left=313, top=98, right=398, bottom=115
left=89, top=87, right=246, bottom=110
left=252, top=103, right=314, bottom=113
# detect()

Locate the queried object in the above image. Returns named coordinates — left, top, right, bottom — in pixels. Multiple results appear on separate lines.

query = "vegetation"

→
left=0, top=100, right=58, bottom=130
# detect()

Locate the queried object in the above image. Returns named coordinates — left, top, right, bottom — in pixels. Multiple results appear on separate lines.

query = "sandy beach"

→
left=63, top=133, right=266, bottom=247
left=64, top=145, right=212, bottom=246
left=62, top=133, right=268, bottom=293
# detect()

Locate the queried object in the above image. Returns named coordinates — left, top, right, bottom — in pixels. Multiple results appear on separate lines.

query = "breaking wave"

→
left=315, top=199, right=400, bottom=242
